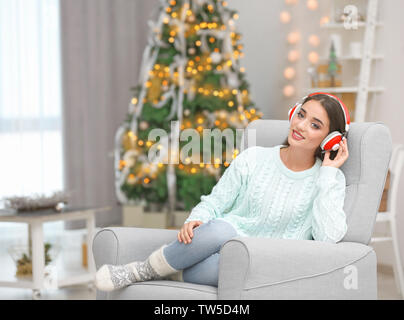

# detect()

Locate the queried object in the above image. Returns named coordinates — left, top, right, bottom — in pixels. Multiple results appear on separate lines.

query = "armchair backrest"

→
left=241, top=119, right=392, bottom=245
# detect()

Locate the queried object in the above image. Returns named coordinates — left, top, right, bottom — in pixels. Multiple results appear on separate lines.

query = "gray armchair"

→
left=92, top=120, right=392, bottom=300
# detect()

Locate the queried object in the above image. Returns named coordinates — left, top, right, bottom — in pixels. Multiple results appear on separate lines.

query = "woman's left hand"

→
left=322, top=138, right=349, bottom=169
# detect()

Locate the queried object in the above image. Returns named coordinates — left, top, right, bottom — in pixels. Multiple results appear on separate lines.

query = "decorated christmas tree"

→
left=114, top=0, right=262, bottom=215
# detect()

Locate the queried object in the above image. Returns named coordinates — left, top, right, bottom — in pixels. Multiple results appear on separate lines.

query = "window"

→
left=0, top=0, right=64, bottom=243
left=0, top=0, right=64, bottom=201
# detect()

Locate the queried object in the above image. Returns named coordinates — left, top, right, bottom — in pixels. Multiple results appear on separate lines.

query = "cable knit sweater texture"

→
left=184, top=145, right=348, bottom=243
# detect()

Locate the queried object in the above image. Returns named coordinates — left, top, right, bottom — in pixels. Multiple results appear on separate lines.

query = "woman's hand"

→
left=178, top=220, right=203, bottom=244
left=322, top=138, right=349, bottom=169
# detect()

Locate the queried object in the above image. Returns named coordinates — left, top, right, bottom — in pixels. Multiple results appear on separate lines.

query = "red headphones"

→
left=288, top=92, right=351, bottom=152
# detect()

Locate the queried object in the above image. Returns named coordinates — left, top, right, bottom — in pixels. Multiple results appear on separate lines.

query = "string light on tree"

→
left=139, top=121, right=149, bottom=130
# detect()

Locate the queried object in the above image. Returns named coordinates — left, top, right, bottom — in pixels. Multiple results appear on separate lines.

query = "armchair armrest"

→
left=218, top=237, right=377, bottom=300
left=92, top=227, right=178, bottom=268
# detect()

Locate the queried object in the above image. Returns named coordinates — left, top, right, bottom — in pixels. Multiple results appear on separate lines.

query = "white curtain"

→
left=60, top=0, right=157, bottom=228
left=0, top=0, right=63, bottom=201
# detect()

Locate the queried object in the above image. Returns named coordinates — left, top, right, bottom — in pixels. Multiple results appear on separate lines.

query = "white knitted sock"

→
left=95, top=244, right=179, bottom=292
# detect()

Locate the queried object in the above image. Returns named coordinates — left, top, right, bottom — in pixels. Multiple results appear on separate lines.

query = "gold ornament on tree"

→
left=122, top=131, right=137, bottom=151
left=146, top=77, right=163, bottom=102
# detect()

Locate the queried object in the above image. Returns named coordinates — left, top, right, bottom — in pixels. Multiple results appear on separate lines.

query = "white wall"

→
left=230, top=0, right=287, bottom=119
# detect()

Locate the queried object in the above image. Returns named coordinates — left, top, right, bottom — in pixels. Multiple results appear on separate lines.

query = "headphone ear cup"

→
left=321, top=131, right=343, bottom=151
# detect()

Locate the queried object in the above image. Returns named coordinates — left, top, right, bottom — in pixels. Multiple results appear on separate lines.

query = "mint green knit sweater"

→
left=184, top=145, right=348, bottom=243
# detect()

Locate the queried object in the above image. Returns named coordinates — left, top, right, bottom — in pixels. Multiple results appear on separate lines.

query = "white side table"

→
left=0, top=206, right=110, bottom=299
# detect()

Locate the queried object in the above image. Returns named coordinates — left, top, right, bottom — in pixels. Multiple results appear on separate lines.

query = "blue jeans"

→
left=163, top=219, right=239, bottom=287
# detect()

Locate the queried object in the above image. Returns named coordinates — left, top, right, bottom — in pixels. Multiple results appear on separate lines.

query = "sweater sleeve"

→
left=184, top=147, right=255, bottom=224
left=311, top=166, right=348, bottom=243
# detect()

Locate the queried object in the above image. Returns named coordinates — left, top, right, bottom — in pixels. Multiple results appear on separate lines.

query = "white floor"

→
left=0, top=222, right=401, bottom=300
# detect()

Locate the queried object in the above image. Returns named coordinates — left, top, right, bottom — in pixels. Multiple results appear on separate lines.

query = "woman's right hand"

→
left=178, top=220, right=203, bottom=244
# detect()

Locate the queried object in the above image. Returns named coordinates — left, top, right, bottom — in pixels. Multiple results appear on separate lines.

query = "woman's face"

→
left=288, top=99, right=330, bottom=153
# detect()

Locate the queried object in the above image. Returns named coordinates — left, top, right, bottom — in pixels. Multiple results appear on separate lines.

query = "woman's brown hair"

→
left=282, top=94, right=348, bottom=161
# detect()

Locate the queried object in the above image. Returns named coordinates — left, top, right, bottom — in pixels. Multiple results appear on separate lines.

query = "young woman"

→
left=95, top=92, right=350, bottom=292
